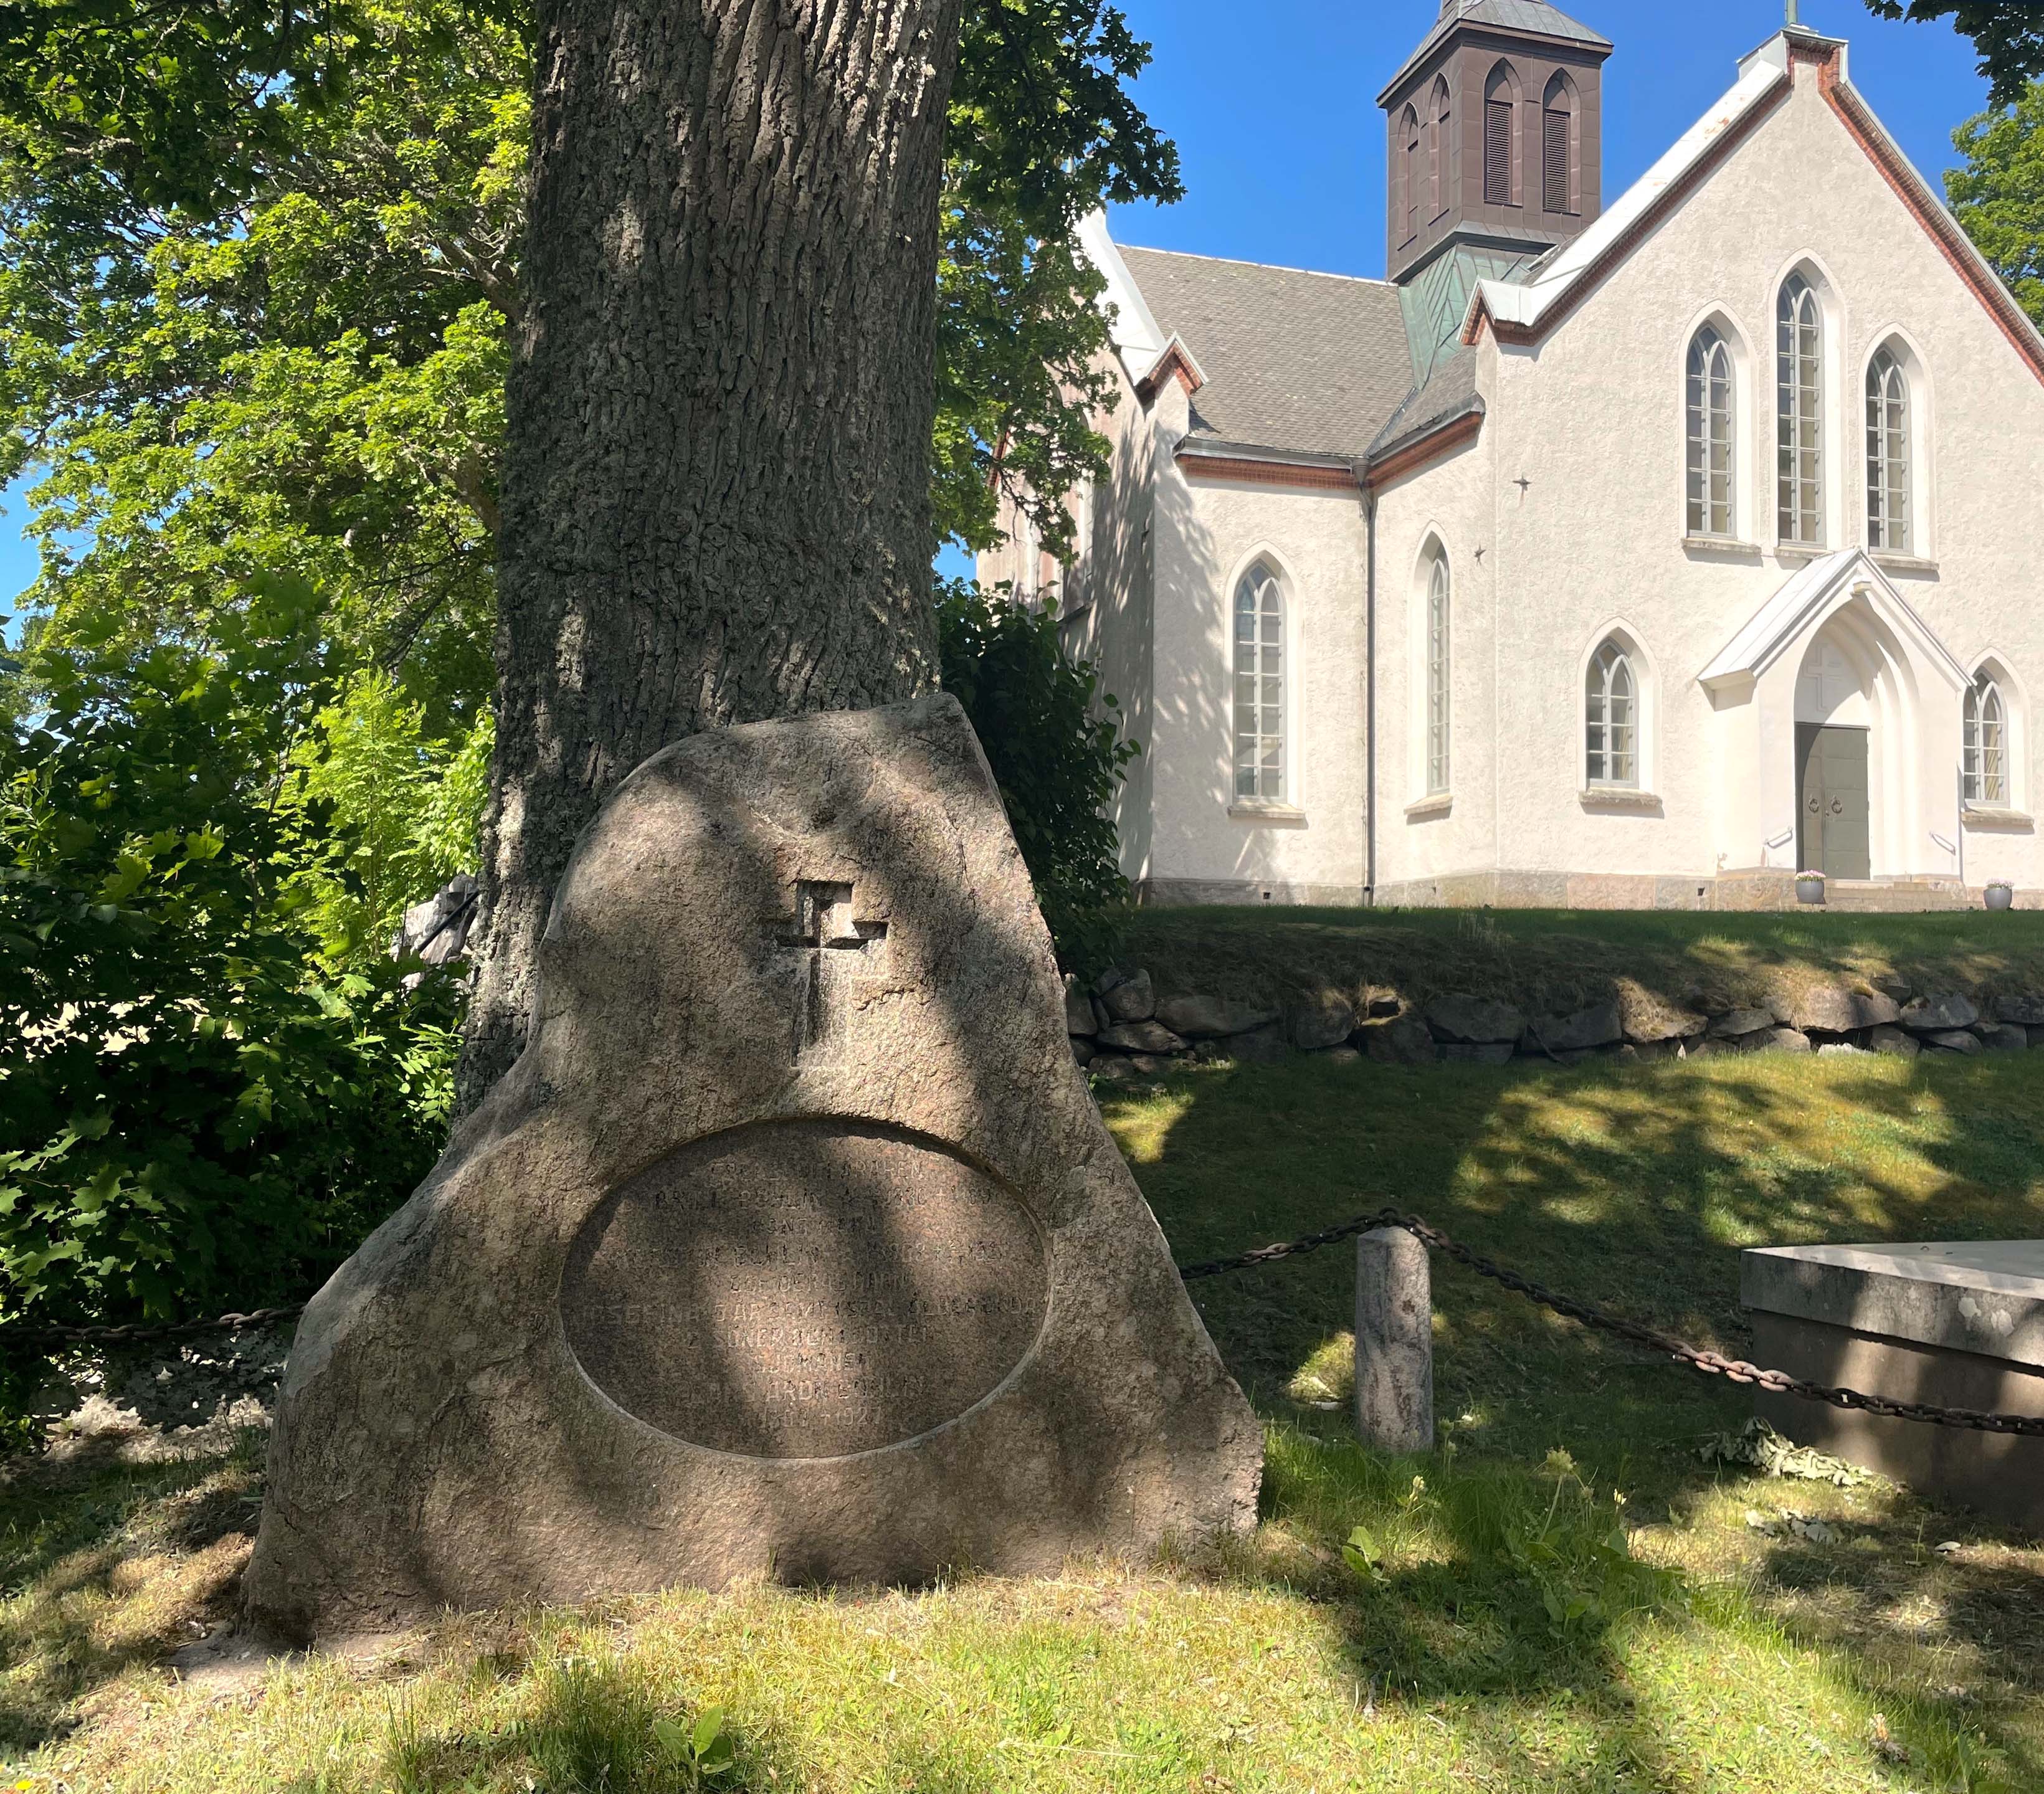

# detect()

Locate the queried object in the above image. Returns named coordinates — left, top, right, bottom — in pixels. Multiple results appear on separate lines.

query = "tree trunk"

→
left=461, top=0, right=960, bottom=1104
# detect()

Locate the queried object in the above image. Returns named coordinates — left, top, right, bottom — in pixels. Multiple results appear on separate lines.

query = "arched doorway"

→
left=1795, top=634, right=1872, bottom=879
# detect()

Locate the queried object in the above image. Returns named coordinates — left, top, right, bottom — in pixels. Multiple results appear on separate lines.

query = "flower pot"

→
left=1986, top=886, right=2015, bottom=912
left=1796, top=878, right=1826, bottom=907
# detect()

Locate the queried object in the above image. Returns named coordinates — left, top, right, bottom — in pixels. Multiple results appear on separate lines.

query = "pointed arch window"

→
left=1866, top=345, right=1912, bottom=554
left=1426, top=554, right=1452, bottom=795
left=1234, top=564, right=1285, bottom=801
left=1543, top=74, right=1576, bottom=215
left=1429, top=78, right=1452, bottom=220
left=1965, top=672, right=2007, bottom=807
left=1686, top=325, right=1735, bottom=539
left=1585, top=641, right=1638, bottom=789
left=1483, top=67, right=1517, bottom=206
left=1777, top=273, right=1824, bottom=545
left=1402, top=107, right=1422, bottom=243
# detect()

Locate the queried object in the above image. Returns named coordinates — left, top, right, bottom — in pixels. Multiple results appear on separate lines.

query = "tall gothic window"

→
left=1429, top=78, right=1452, bottom=219
left=1426, top=554, right=1452, bottom=795
left=1686, top=325, right=1734, bottom=538
left=1965, top=671, right=2007, bottom=807
left=1402, top=107, right=1422, bottom=242
left=1483, top=65, right=1517, bottom=206
left=1585, top=640, right=1638, bottom=789
left=1777, top=273, right=1824, bottom=545
left=1866, top=345, right=1912, bottom=554
left=1543, top=74, right=1575, bottom=214
left=1234, top=564, right=1285, bottom=801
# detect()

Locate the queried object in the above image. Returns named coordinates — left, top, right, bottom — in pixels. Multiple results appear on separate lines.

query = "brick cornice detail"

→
left=1137, top=339, right=1205, bottom=403
left=1816, top=57, right=2044, bottom=388
left=1176, top=452, right=1359, bottom=492
left=1364, top=409, right=1484, bottom=491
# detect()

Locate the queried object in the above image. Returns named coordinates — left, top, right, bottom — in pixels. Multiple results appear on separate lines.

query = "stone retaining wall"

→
left=1068, top=967, right=2044, bottom=1080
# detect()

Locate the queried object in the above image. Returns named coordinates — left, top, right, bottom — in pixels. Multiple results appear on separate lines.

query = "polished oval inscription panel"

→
left=561, top=1120, right=1048, bottom=1459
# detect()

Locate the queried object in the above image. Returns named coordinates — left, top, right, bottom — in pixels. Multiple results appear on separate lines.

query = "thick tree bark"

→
left=461, top=0, right=961, bottom=1104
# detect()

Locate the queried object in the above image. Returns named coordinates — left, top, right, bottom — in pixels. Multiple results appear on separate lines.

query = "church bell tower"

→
left=1379, top=0, right=1614, bottom=287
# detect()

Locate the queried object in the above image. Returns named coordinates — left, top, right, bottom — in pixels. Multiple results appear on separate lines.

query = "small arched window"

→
left=1402, top=107, right=1422, bottom=243
left=1777, top=273, right=1824, bottom=545
left=1429, top=78, right=1452, bottom=219
left=1686, top=325, right=1734, bottom=539
left=1483, top=65, right=1517, bottom=206
left=1234, top=564, right=1285, bottom=801
left=1965, top=671, right=2007, bottom=807
left=1426, top=554, right=1452, bottom=795
left=1866, top=345, right=1912, bottom=554
left=1543, top=74, right=1576, bottom=215
left=1585, top=640, right=1638, bottom=789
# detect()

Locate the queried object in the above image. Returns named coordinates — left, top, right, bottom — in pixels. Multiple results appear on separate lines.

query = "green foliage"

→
left=0, top=0, right=368, bottom=222
left=654, top=1708, right=737, bottom=1785
left=0, top=573, right=455, bottom=1369
left=1948, top=78, right=2044, bottom=328
left=2, top=0, right=518, bottom=730
left=934, top=197, right=1116, bottom=556
left=286, top=671, right=490, bottom=966
left=1867, top=2, right=2044, bottom=111
left=953, top=0, right=1182, bottom=235
left=936, top=578, right=1135, bottom=970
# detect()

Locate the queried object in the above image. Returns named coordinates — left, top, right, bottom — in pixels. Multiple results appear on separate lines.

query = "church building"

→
left=981, top=4, right=2044, bottom=909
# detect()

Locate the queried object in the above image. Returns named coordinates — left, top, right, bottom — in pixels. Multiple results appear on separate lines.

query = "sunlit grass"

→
left=6, top=1050, right=2044, bottom=1792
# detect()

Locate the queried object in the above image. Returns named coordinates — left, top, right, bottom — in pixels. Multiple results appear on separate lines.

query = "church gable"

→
left=1464, top=30, right=2044, bottom=387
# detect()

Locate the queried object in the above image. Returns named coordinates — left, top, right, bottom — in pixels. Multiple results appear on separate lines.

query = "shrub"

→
left=0, top=576, right=457, bottom=1384
left=936, top=578, right=1137, bottom=972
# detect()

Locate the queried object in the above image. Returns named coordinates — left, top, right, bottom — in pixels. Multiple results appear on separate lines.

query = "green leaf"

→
left=652, top=1718, right=688, bottom=1763
left=693, top=1707, right=727, bottom=1760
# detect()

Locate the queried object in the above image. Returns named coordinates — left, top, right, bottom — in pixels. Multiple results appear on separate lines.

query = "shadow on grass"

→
left=0, top=1437, right=263, bottom=1753
left=1126, top=904, right=2044, bottom=1026
left=1110, top=1045, right=2044, bottom=1792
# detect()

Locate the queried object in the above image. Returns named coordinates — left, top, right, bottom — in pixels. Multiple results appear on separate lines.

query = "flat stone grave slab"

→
left=243, top=694, right=1260, bottom=1641
left=1742, top=1241, right=2044, bottom=1533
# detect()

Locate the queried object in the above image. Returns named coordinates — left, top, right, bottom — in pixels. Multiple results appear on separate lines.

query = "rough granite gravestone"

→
left=242, top=694, right=1261, bottom=1640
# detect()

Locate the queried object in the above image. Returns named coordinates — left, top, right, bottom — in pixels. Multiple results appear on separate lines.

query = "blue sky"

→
left=1, top=0, right=1998, bottom=610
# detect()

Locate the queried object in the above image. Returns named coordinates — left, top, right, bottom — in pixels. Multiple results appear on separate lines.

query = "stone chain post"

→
left=1354, top=1227, right=1435, bottom=1452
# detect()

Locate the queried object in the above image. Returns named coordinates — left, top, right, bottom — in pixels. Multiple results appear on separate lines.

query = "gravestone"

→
left=1742, top=1240, right=2044, bottom=1534
left=242, top=695, right=1260, bottom=1640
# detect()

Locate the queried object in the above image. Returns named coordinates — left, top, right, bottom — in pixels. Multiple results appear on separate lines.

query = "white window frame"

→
left=1425, top=553, right=1452, bottom=797
left=1777, top=271, right=1826, bottom=547
left=1585, top=640, right=1640, bottom=789
left=1866, top=345, right=1912, bottom=555
left=1233, top=562, right=1286, bottom=804
left=1965, top=668, right=2010, bottom=809
left=1686, top=324, right=1736, bottom=540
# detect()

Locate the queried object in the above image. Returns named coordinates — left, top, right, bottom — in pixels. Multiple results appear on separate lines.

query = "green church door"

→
left=1797, top=724, right=1872, bottom=881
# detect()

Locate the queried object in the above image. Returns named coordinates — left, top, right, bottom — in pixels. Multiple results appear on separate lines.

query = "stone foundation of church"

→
left=1141, top=870, right=2038, bottom=913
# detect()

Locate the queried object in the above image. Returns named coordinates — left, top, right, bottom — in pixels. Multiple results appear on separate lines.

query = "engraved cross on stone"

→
left=773, top=881, right=889, bottom=1064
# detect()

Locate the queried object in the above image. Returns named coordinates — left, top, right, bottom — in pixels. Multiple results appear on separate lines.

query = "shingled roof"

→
left=1116, top=246, right=1416, bottom=463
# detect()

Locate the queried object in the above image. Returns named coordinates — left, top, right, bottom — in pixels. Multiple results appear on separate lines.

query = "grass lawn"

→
left=1122, top=905, right=2044, bottom=1019
left=6, top=1050, right=2044, bottom=1792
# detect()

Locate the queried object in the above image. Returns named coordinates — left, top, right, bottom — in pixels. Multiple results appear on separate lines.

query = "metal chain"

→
left=1179, top=1206, right=2044, bottom=1440
left=9, top=1211, right=2040, bottom=1441
left=4, top=1306, right=306, bottom=1349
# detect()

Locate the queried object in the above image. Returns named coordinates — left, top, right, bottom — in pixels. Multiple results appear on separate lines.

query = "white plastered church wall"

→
left=1049, top=345, right=1167, bottom=887
left=1143, top=460, right=1371, bottom=903
left=1450, top=49, right=2044, bottom=893
left=1369, top=368, right=1501, bottom=903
